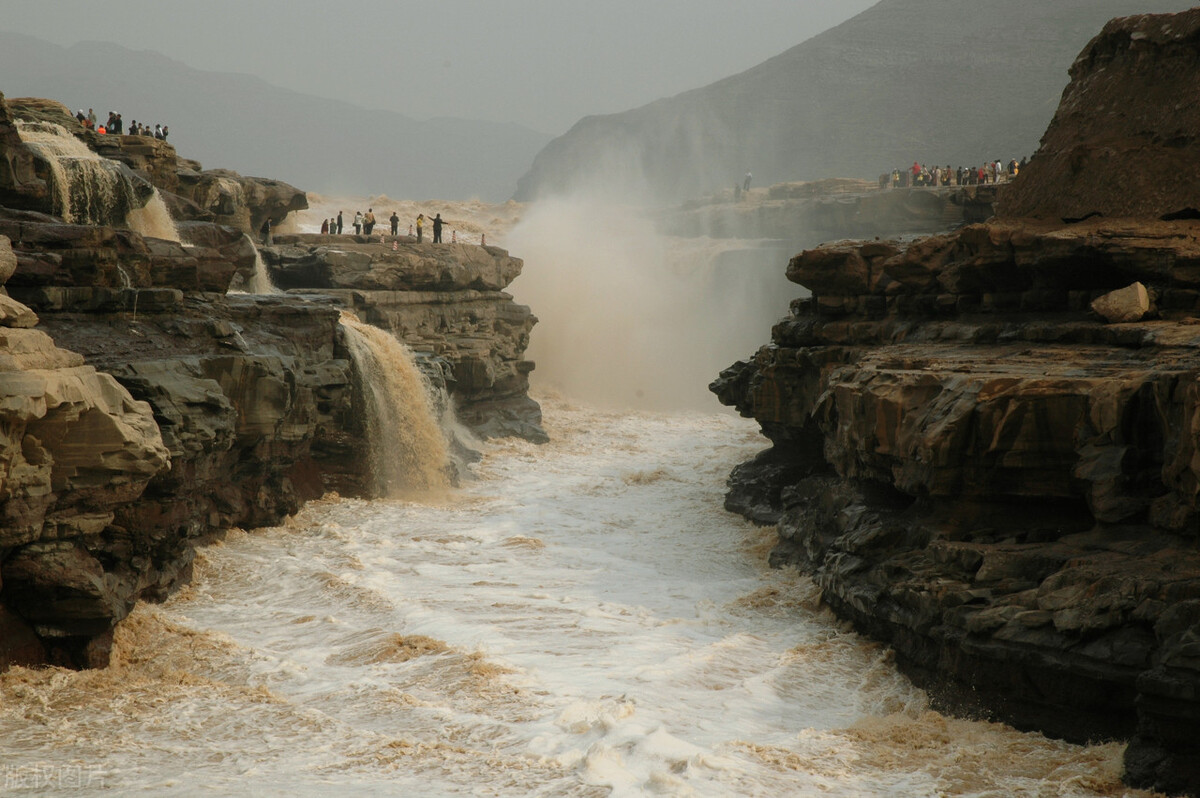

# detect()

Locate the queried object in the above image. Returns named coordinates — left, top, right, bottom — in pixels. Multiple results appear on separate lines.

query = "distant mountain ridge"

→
left=0, top=31, right=551, bottom=201
left=514, top=0, right=1196, bottom=202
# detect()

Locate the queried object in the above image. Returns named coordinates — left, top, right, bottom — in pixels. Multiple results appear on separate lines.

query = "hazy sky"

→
left=1, top=0, right=877, bottom=135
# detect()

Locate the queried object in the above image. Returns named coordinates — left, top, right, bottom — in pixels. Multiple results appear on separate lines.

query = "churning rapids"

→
left=0, top=397, right=1148, bottom=796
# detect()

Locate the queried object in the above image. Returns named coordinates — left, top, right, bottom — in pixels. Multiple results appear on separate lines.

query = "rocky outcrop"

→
left=0, top=234, right=172, bottom=667
left=714, top=216, right=1200, bottom=796
left=0, top=213, right=358, bottom=668
left=175, top=168, right=307, bottom=235
left=0, top=93, right=51, bottom=213
left=2, top=95, right=305, bottom=236
left=0, top=89, right=541, bottom=672
left=998, top=9, right=1200, bottom=222
left=263, top=235, right=546, bottom=443
left=91, top=133, right=181, bottom=196
left=713, top=10, right=1200, bottom=796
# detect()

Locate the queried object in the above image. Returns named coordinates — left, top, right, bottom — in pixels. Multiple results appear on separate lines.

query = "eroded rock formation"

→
left=998, top=11, right=1200, bottom=222
left=0, top=90, right=542, bottom=673
left=263, top=235, right=545, bottom=442
left=0, top=216, right=356, bottom=668
left=175, top=168, right=307, bottom=235
left=713, top=9, right=1200, bottom=795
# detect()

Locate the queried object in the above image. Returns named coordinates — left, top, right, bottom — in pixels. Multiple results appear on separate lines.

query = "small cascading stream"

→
left=245, top=234, right=278, bottom=294
left=126, top=191, right=182, bottom=242
left=338, top=311, right=452, bottom=496
left=15, top=120, right=181, bottom=242
left=225, top=233, right=279, bottom=295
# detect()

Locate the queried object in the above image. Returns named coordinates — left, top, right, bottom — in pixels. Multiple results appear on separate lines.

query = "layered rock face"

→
left=175, top=168, right=307, bottom=234
left=263, top=235, right=545, bottom=442
left=0, top=215, right=355, bottom=668
left=0, top=90, right=542, bottom=671
left=713, top=10, right=1200, bottom=796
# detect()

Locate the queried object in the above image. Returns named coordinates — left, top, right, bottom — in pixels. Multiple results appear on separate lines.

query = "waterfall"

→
left=126, top=191, right=183, bottom=243
left=226, top=234, right=279, bottom=294
left=338, top=312, right=452, bottom=496
left=15, top=121, right=181, bottom=242
left=246, top=243, right=278, bottom=294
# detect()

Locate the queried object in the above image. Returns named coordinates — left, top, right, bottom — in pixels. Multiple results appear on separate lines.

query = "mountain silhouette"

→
left=514, top=0, right=1195, bottom=202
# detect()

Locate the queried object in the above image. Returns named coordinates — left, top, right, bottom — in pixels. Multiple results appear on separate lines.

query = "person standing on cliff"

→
left=743, top=171, right=752, bottom=191
left=321, top=218, right=330, bottom=235
left=337, top=211, right=344, bottom=235
left=353, top=211, right=363, bottom=236
left=390, top=211, right=399, bottom=236
left=364, top=208, right=376, bottom=236
left=432, top=213, right=444, bottom=243
left=416, top=214, right=425, bottom=242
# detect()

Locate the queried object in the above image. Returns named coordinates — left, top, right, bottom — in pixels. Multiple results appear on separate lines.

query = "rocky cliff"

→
left=0, top=91, right=543, bottom=673
left=712, top=10, right=1200, bottom=796
left=262, top=234, right=545, bottom=443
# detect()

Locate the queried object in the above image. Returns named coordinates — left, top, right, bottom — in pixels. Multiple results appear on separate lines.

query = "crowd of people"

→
left=74, top=107, right=169, bottom=140
left=883, top=157, right=1029, bottom=189
left=319, top=210, right=450, bottom=244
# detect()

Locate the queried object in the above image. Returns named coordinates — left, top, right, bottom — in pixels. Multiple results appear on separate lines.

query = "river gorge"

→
left=2, top=8, right=1200, bottom=796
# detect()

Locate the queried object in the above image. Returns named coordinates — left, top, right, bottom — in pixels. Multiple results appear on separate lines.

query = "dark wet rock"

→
left=0, top=90, right=537, bottom=669
left=714, top=10, right=1200, bottom=795
left=0, top=92, right=52, bottom=213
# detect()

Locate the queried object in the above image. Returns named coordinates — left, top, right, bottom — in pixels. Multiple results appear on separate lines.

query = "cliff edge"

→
left=0, top=90, right=543, bottom=672
left=713, top=10, right=1200, bottom=795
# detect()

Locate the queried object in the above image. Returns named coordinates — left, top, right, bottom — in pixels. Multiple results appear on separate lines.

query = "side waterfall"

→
left=15, top=121, right=181, bottom=242
left=227, top=233, right=279, bottom=294
left=339, top=312, right=452, bottom=496
left=126, top=191, right=182, bottom=242
left=246, top=246, right=277, bottom=294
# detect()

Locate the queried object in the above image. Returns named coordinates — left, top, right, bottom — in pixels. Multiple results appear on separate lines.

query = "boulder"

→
left=1091, top=281, right=1151, bottom=323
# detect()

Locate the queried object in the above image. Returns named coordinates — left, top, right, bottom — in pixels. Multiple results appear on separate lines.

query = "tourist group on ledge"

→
left=884, top=157, right=1027, bottom=188
left=74, top=107, right=168, bottom=140
left=319, top=210, right=458, bottom=244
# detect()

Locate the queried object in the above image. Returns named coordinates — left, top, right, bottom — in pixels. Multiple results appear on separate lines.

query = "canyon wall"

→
left=0, top=91, right=542, bottom=672
left=713, top=10, right=1200, bottom=795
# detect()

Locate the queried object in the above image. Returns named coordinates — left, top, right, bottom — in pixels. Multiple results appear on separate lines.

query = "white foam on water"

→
left=0, top=397, right=1145, bottom=796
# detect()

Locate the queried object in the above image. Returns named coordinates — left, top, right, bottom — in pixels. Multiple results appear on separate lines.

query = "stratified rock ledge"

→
left=713, top=10, right=1200, bottom=796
